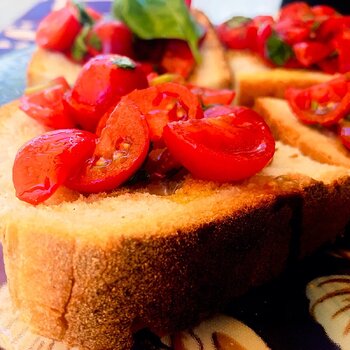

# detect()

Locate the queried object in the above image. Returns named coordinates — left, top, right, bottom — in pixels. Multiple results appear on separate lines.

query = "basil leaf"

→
left=71, top=26, right=90, bottom=62
left=113, top=0, right=202, bottom=62
left=112, top=57, right=136, bottom=69
left=266, top=32, right=293, bottom=66
left=88, top=32, right=102, bottom=51
left=72, top=0, right=94, bottom=26
left=226, top=16, right=251, bottom=29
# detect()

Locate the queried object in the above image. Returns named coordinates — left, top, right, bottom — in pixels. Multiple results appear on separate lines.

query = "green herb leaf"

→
left=88, top=32, right=102, bottom=51
left=266, top=32, right=293, bottom=66
left=226, top=16, right=251, bottom=29
left=113, top=0, right=202, bottom=62
left=72, top=0, right=94, bottom=26
left=112, top=56, right=136, bottom=69
left=71, top=26, right=90, bottom=62
left=311, top=100, right=319, bottom=111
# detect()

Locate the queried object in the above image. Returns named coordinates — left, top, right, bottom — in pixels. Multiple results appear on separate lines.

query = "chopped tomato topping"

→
left=286, top=75, right=350, bottom=126
left=66, top=97, right=150, bottom=193
left=20, top=77, right=74, bottom=129
left=13, top=129, right=97, bottom=205
left=163, top=106, right=275, bottom=182
left=187, top=85, right=235, bottom=107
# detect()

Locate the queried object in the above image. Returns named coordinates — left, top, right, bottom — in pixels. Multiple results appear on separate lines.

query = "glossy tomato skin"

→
left=293, top=41, right=332, bottom=67
left=13, top=129, right=97, bottom=205
left=20, top=77, right=74, bottom=129
left=187, top=85, right=235, bottom=107
left=63, top=54, right=148, bottom=132
left=163, top=107, right=275, bottom=182
left=66, top=97, right=150, bottom=193
left=89, top=20, right=134, bottom=57
left=36, top=6, right=81, bottom=52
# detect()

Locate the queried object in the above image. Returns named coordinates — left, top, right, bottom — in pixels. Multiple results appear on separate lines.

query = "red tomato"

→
left=275, top=19, right=311, bottom=45
left=20, top=77, right=74, bottom=129
left=88, top=20, right=134, bottom=58
left=160, top=40, right=195, bottom=79
left=279, top=2, right=314, bottom=22
left=255, top=21, right=273, bottom=58
left=163, top=107, right=275, bottom=182
left=13, top=129, right=97, bottom=205
left=66, top=98, right=150, bottom=193
left=317, top=56, right=339, bottom=74
left=286, top=76, right=350, bottom=126
left=333, top=30, right=350, bottom=73
left=63, top=54, right=148, bottom=132
left=318, top=17, right=350, bottom=40
left=125, top=83, right=203, bottom=144
left=216, top=18, right=256, bottom=50
left=312, top=5, right=338, bottom=18
left=204, top=105, right=239, bottom=119
left=86, top=7, right=102, bottom=22
left=36, top=5, right=81, bottom=51
left=184, top=0, right=191, bottom=7
left=293, top=41, right=332, bottom=67
left=187, top=85, right=235, bottom=106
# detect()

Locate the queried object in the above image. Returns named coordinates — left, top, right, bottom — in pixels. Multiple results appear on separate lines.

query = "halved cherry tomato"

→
left=216, top=17, right=256, bottom=50
left=332, top=30, right=350, bottom=73
left=317, top=56, right=339, bottom=74
left=293, top=41, right=332, bottom=67
left=275, top=19, right=311, bottom=45
left=204, top=105, right=239, bottom=119
left=66, top=97, right=150, bottom=193
left=13, top=129, right=97, bottom=205
left=279, top=2, right=314, bottom=22
left=286, top=75, right=350, bottom=126
left=317, top=17, right=350, bottom=40
left=36, top=5, right=81, bottom=51
left=163, top=107, right=275, bottom=182
left=20, top=77, right=74, bottom=129
left=63, top=55, right=148, bottom=132
left=88, top=20, right=134, bottom=58
left=160, top=40, right=195, bottom=79
left=187, top=85, right=235, bottom=106
left=125, top=83, right=203, bottom=144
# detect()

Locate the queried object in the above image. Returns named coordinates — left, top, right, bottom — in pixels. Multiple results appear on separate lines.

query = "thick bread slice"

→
left=27, top=10, right=232, bottom=89
left=1, top=102, right=350, bottom=349
left=228, top=50, right=333, bottom=106
left=254, top=97, right=350, bottom=168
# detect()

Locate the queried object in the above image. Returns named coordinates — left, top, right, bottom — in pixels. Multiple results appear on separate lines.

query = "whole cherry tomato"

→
left=63, top=54, right=148, bottom=132
left=66, top=97, right=150, bottom=193
left=293, top=41, right=332, bottom=67
left=160, top=40, right=195, bottom=79
left=36, top=5, right=81, bottom=51
left=13, top=129, right=97, bottom=205
left=88, top=20, right=134, bottom=58
left=286, top=75, right=350, bottom=126
left=163, top=106, right=275, bottom=182
left=20, top=77, right=74, bottom=129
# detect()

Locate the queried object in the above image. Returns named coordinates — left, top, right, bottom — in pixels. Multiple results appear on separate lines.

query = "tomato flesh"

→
left=293, top=41, right=332, bottom=67
left=163, top=107, right=275, bottom=182
left=20, top=77, right=74, bottom=129
left=286, top=75, right=350, bottom=126
left=36, top=6, right=81, bottom=52
left=63, top=54, right=148, bottom=132
left=13, top=129, right=97, bottom=205
left=188, top=85, right=235, bottom=107
left=66, top=97, right=150, bottom=193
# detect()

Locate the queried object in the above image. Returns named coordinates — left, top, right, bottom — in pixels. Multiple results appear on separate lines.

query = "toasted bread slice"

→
left=254, top=97, right=350, bottom=168
left=27, top=10, right=232, bottom=89
left=228, top=50, right=333, bottom=106
left=1, top=101, right=350, bottom=349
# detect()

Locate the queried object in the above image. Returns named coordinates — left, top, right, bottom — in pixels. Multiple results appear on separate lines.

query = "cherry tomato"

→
left=20, top=77, right=74, bottom=129
left=286, top=75, right=350, bottom=126
left=275, top=19, right=311, bottom=45
left=88, top=20, right=134, bottom=58
left=293, top=41, right=332, bottom=67
left=318, top=17, right=350, bottom=40
left=312, top=5, right=338, bottom=18
left=36, top=5, right=81, bottom=52
left=204, top=105, right=240, bottom=119
left=187, top=85, right=235, bottom=107
left=63, top=54, right=148, bottom=132
left=163, top=107, right=275, bottom=182
left=66, top=97, right=150, bottom=193
left=216, top=17, right=256, bottom=50
left=124, top=83, right=203, bottom=144
left=317, top=56, right=339, bottom=74
left=13, top=129, right=97, bottom=205
left=332, top=30, right=350, bottom=73
left=279, top=2, right=314, bottom=22
left=160, top=40, right=195, bottom=79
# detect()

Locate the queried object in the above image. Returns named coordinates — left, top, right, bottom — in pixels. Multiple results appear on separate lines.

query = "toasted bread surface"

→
left=27, top=10, right=232, bottom=89
left=2, top=101, right=350, bottom=349
left=255, top=97, right=350, bottom=168
left=227, top=50, right=333, bottom=106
